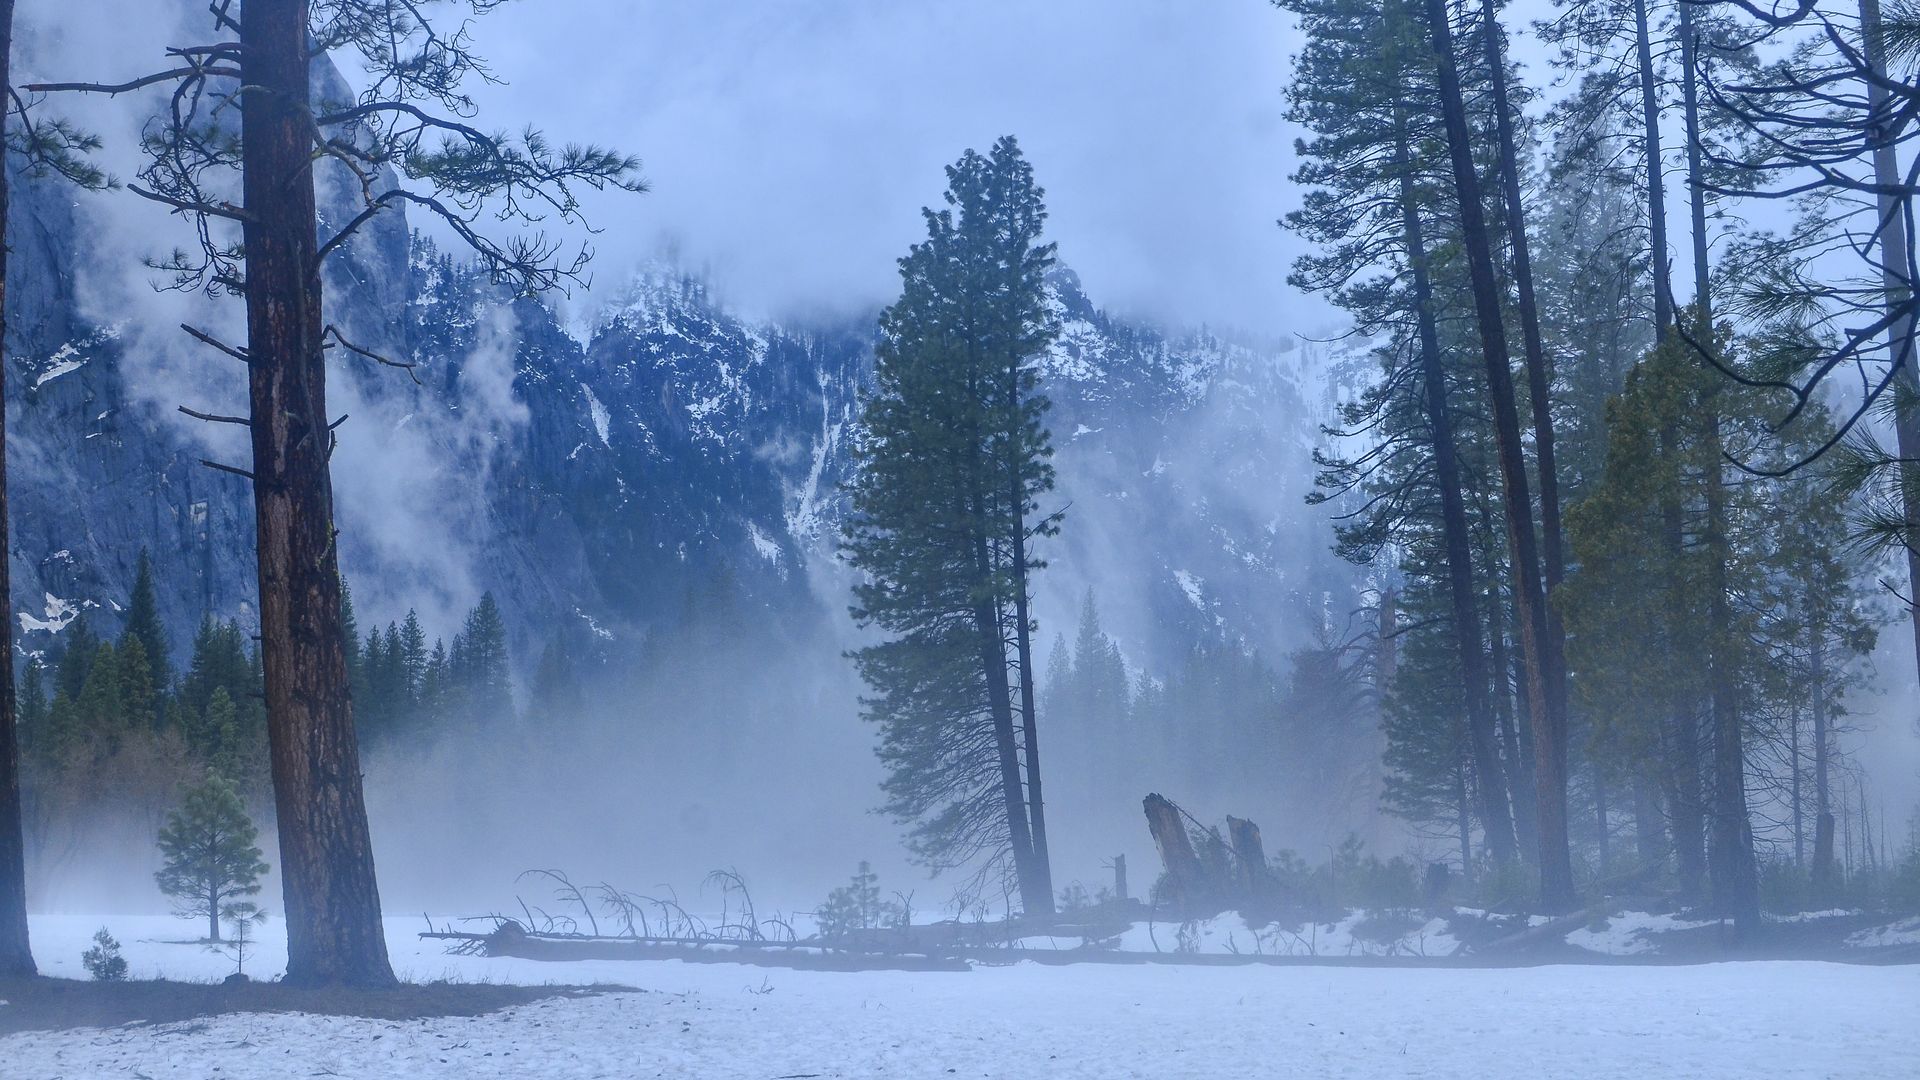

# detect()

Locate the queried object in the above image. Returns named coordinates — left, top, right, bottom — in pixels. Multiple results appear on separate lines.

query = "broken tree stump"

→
left=1226, top=816, right=1270, bottom=901
left=1143, top=793, right=1205, bottom=909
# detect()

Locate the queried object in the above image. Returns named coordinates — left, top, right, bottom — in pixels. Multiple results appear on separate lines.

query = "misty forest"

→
left=0, top=0, right=1917, bottom=1077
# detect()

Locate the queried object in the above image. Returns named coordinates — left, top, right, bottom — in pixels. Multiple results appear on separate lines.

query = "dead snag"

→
left=1143, top=794, right=1205, bottom=910
left=1226, top=816, right=1271, bottom=903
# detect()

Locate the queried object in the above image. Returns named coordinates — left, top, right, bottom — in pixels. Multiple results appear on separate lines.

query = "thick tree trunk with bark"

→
left=241, top=0, right=393, bottom=987
left=0, top=0, right=36, bottom=980
left=1422, top=0, right=1575, bottom=910
left=1393, top=107, right=1517, bottom=869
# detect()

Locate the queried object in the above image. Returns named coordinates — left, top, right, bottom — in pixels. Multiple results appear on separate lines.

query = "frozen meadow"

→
left=3, top=915, right=1916, bottom=1078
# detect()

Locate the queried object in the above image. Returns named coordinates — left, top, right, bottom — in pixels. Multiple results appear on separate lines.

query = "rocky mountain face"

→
left=3, top=129, right=1351, bottom=689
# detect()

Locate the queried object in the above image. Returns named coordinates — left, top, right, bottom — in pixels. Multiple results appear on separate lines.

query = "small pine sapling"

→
left=207, top=902, right=267, bottom=982
left=81, top=928, right=128, bottom=981
left=815, top=861, right=903, bottom=940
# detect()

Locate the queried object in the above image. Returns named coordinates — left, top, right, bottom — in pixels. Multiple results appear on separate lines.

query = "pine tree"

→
left=154, top=774, right=269, bottom=942
left=398, top=612, right=428, bottom=710
left=178, top=618, right=268, bottom=794
left=419, top=639, right=451, bottom=731
left=119, top=550, right=170, bottom=720
left=359, top=627, right=391, bottom=740
left=454, top=593, right=513, bottom=723
left=55, top=615, right=98, bottom=702
left=843, top=137, right=1062, bottom=915
left=116, top=638, right=157, bottom=733
left=341, top=579, right=364, bottom=705
left=73, top=642, right=126, bottom=751
left=1282, top=0, right=1524, bottom=875
left=15, top=662, right=47, bottom=760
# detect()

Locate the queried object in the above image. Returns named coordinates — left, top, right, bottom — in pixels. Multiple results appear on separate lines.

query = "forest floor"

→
left=3, top=914, right=1919, bottom=1077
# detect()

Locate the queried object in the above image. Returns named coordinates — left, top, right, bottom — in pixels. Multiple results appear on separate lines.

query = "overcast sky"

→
left=443, top=1, right=1310, bottom=335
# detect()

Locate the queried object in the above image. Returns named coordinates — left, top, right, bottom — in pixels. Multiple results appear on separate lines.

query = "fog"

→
left=8, top=0, right=1918, bottom=934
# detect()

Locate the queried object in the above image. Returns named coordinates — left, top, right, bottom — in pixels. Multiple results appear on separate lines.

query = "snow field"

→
left=3, top=915, right=1917, bottom=1078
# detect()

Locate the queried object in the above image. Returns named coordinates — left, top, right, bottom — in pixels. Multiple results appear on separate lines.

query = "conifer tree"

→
left=15, top=662, right=47, bottom=760
left=155, top=774, right=269, bottom=942
left=31, top=0, right=640, bottom=982
left=55, top=616, right=98, bottom=703
left=455, top=593, right=514, bottom=723
left=398, top=612, right=428, bottom=708
left=119, top=551, right=170, bottom=720
left=843, top=137, right=1061, bottom=915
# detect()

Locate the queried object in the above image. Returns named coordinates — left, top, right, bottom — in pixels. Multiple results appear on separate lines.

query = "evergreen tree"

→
left=359, top=627, right=391, bottom=739
left=419, top=639, right=452, bottom=731
left=119, top=550, right=170, bottom=720
left=398, top=612, right=428, bottom=709
left=73, top=642, right=126, bottom=751
left=177, top=618, right=268, bottom=795
left=15, top=662, right=47, bottom=760
left=54, top=615, right=98, bottom=702
left=115, top=638, right=157, bottom=733
left=341, top=578, right=364, bottom=706
left=453, top=593, right=514, bottom=722
left=842, top=137, right=1062, bottom=914
left=1282, top=0, right=1527, bottom=875
left=154, top=774, right=269, bottom=942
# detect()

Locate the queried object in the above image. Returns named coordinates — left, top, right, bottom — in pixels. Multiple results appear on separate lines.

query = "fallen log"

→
left=423, top=923, right=970, bottom=973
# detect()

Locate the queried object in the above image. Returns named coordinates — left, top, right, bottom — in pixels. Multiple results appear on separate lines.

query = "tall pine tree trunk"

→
left=1859, top=0, right=1920, bottom=693
left=1495, top=586, right=1540, bottom=859
left=1010, top=562, right=1053, bottom=914
left=968, top=503, right=1043, bottom=913
left=1811, top=624, right=1836, bottom=890
left=1632, top=773, right=1666, bottom=876
left=1680, top=3, right=1759, bottom=934
left=0, top=0, right=35, bottom=980
left=1007, top=383, right=1053, bottom=914
left=1395, top=105, right=1517, bottom=869
left=1422, top=0, right=1575, bottom=910
left=1790, top=696, right=1804, bottom=870
left=1479, top=0, right=1570, bottom=799
left=242, top=0, right=393, bottom=987
left=1634, top=0, right=1674, bottom=330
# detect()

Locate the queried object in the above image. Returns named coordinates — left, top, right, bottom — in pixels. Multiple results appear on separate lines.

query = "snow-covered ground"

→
left=5, top=914, right=1918, bottom=1078
left=1014, top=910, right=1459, bottom=957
left=1564, top=911, right=1718, bottom=956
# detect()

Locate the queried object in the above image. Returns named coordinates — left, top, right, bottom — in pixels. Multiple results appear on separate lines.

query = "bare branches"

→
left=323, top=325, right=420, bottom=384
left=24, top=66, right=240, bottom=98
left=178, top=405, right=250, bottom=427
left=197, top=458, right=255, bottom=481
left=32, top=1, right=644, bottom=305
left=181, top=324, right=251, bottom=363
